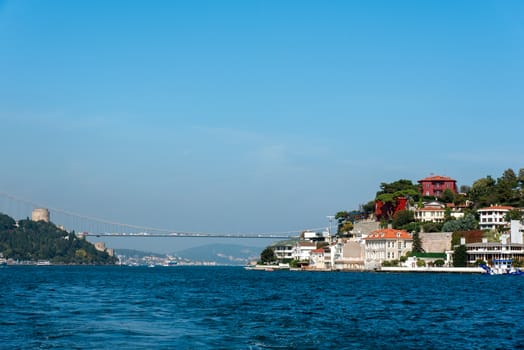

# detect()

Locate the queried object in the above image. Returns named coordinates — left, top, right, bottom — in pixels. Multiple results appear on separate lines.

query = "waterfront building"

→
left=465, top=240, right=524, bottom=264
left=271, top=239, right=297, bottom=260
left=418, top=175, right=457, bottom=197
left=333, top=239, right=365, bottom=270
left=477, top=205, right=515, bottom=231
left=464, top=221, right=524, bottom=263
left=309, top=246, right=332, bottom=270
left=364, top=229, right=413, bottom=269
left=292, top=241, right=317, bottom=261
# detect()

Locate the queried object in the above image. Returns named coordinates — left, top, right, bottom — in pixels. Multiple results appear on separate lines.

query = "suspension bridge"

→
left=0, top=191, right=326, bottom=240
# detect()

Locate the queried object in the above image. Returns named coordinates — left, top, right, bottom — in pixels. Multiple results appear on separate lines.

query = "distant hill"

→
left=114, top=249, right=166, bottom=259
left=174, top=244, right=262, bottom=265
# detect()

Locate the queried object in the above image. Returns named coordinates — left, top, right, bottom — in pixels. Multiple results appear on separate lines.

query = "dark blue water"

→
left=1, top=266, right=524, bottom=349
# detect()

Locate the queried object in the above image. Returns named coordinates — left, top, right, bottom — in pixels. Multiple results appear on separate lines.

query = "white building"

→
left=271, top=240, right=296, bottom=260
left=414, top=206, right=446, bottom=223
left=511, top=220, right=524, bottom=244
left=303, top=230, right=331, bottom=242
left=292, top=241, right=317, bottom=261
left=477, top=205, right=515, bottom=231
left=465, top=220, right=524, bottom=264
left=364, top=229, right=413, bottom=269
left=414, top=201, right=464, bottom=223
left=309, top=247, right=330, bottom=269
left=333, top=239, right=365, bottom=270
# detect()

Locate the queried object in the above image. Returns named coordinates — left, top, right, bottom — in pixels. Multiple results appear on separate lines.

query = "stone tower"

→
left=31, top=208, right=50, bottom=223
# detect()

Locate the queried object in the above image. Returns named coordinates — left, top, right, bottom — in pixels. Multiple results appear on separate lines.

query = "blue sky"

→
left=1, top=1, right=523, bottom=252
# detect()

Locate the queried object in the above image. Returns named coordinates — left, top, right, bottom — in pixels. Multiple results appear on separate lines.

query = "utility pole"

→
left=326, top=215, right=335, bottom=237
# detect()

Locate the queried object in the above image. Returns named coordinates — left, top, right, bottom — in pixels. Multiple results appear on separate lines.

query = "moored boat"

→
left=480, top=259, right=524, bottom=275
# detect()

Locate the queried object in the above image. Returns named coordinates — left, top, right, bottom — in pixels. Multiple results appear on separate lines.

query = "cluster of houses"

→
left=265, top=175, right=524, bottom=271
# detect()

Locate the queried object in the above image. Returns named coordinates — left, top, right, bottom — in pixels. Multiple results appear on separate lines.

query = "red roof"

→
left=417, top=207, right=445, bottom=211
left=365, top=228, right=412, bottom=240
left=418, top=175, right=456, bottom=182
left=478, top=205, right=514, bottom=211
left=311, top=248, right=324, bottom=254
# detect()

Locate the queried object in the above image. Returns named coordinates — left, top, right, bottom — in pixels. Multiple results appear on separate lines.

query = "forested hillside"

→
left=0, top=213, right=116, bottom=264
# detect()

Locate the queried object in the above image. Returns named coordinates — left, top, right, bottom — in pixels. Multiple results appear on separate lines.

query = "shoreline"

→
left=246, top=265, right=485, bottom=274
left=378, top=266, right=484, bottom=273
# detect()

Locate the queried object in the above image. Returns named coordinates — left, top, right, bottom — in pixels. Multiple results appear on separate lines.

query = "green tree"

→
left=505, top=209, right=523, bottom=222
left=453, top=245, right=468, bottom=267
left=434, top=259, right=445, bottom=267
left=335, top=211, right=355, bottom=236
left=421, top=222, right=442, bottom=233
left=474, top=259, right=486, bottom=266
left=442, top=213, right=478, bottom=232
left=412, top=232, right=424, bottom=253
left=497, top=168, right=520, bottom=206
left=0, top=213, right=15, bottom=231
left=376, top=179, right=421, bottom=199
left=361, top=201, right=376, bottom=217
left=441, top=189, right=455, bottom=204
left=469, top=176, right=497, bottom=209
left=444, top=207, right=453, bottom=222
left=392, top=210, right=414, bottom=229
left=260, top=247, right=276, bottom=264
left=459, top=185, right=471, bottom=195
left=402, top=221, right=421, bottom=233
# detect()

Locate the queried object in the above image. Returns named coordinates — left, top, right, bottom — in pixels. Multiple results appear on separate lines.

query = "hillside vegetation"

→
left=335, top=168, right=524, bottom=234
left=0, top=213, right=117, bottom=264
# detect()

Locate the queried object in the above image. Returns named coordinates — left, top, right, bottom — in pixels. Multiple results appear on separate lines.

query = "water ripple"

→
left=2, top=266, right=524, bottom=349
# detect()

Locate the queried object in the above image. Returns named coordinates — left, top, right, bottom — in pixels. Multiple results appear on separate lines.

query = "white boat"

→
left=480, top=259, right=524, bottom=275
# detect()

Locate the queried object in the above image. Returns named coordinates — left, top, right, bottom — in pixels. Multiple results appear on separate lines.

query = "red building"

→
left=418, top=175, right=457, bottom=197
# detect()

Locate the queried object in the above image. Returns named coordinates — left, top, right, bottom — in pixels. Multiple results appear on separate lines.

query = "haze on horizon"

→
left=1, top=1, right=523, bottom=253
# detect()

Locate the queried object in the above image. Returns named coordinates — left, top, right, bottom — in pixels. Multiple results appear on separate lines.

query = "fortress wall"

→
left=421, top=232, right=452, bottom=252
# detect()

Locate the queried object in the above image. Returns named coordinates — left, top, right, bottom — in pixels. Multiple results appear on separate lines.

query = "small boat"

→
left=480, top=259, right=524, bottom=275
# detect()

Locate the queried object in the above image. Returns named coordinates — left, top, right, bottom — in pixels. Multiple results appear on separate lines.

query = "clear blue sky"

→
left=1, top=1, right=523, bottom=252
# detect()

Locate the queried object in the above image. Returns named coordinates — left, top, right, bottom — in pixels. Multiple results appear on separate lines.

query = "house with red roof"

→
left=363, top=228, right=413, bottom=269
left=414, top=201, right=464, bottom=223
left=418, top=175, right=457, bottom=198
left=477, top=205, right=516, bottom=231
left=309, top=247, right=331, bottom=270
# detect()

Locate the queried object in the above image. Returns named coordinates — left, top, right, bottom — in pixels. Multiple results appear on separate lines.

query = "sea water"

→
left=1, top=266, right=523, bottom=349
